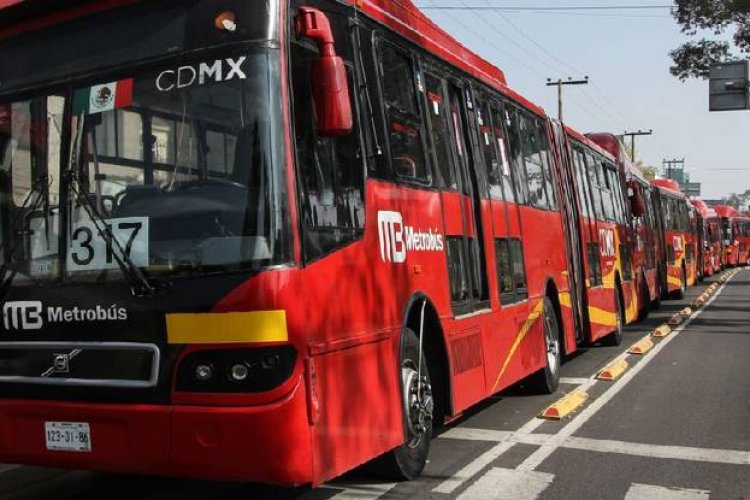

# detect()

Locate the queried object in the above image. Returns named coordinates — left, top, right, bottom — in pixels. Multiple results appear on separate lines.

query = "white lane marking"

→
left=624, top=483, right=710, bottom=500
left=559, top=377, right=590, bottom=385
left=456, top=467, right=553, bottom=500
left=516, top=275, right=736, bottom=473
left=518, top=434, right=750, bottom=466
left=443, top=428, right=750, bottom=466
left=440, top=427, right=511, bottom=442
left=327, top=482, right=397, bottom=499
left=432, top=417, right=544, bottom=494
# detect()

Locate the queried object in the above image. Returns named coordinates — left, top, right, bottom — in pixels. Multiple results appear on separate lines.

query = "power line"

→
left=421, top=5, right=673, bottom=12
left=623, top=129, right=653, bottom=162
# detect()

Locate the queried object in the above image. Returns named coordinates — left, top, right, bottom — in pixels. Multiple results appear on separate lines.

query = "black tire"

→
left=652, top=271, right=663, bottom=308
left=603, top=288, right=624, bottom=346
left=672, top=266, right=686, bottom=300
left=528, top=297, right=561, bottom=394
left=374, top=328, right=433, bottom=480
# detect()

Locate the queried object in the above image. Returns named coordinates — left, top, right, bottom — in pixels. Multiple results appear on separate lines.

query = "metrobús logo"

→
left=377, top=211, right=445, bottom=263
left=2, top=301, right=128, bottom=331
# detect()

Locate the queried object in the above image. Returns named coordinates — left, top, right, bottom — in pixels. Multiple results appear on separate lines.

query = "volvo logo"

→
left=41, top=349, right=82, bottom=377
left=2, top=301, right=43, bottom=331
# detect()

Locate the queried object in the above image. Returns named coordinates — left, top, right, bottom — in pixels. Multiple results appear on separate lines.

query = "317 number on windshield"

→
left=67, top=217, right=149, bottom=272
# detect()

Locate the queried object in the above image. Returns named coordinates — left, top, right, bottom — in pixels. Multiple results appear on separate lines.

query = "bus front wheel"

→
left=375, top=328, right=433, bottom=480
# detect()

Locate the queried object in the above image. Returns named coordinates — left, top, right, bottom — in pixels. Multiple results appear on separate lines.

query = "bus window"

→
left=476, top=99, right=499, bottom=197
left=572, top=148, right=591, bottom=219
left=598, top=161, right=615, bottom=221
left=292, top=40, right=365, bottom=259
left=490, top=103, right=515, bottom=203
left=504, top=105, right=529, bottom=204
left=424, top=72, right=458, bottom=190
left=519, top=112, right=548, bottom=209
left=537, top=119, right=557, bottom=210
left=584, top=151, right=605, bottom=221
left=378, top=41, right=428, bottom=183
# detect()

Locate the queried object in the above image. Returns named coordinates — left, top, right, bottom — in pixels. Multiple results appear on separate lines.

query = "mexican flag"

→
left=72, top=79, right=134, bottom=115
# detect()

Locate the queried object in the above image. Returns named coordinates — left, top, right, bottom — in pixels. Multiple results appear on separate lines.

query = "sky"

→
left=412, top=0, right=750, bottom=200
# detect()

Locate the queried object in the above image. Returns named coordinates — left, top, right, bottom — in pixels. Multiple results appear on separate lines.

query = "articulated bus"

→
left=715, top=205, right=743, bottom=267
left=690, top=199, right=722, bottom=278
left=0, top=0, right=650, bottom=486
left=650, top=179, right=691, bottom=299
left=586, top=132, right=660, bottom=320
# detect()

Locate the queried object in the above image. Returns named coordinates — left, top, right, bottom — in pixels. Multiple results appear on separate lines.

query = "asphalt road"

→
left=0, top=269, right=747, bottom=500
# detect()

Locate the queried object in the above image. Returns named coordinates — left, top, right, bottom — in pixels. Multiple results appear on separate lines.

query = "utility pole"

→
left=622, top=129, right=652, bottom=163
left=546, top=76, right=589, bottom=122
left=662, top=158, right=685, bottom=180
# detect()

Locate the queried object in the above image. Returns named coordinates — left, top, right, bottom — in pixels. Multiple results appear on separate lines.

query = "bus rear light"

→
left=176, top=346, right=297, bottom=393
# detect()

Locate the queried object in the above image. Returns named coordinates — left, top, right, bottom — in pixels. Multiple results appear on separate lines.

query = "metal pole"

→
left=546, top=76, right=589, bottom=122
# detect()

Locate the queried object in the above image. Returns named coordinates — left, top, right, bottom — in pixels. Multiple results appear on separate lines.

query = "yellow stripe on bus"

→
left=166, top=310, right=288, bottom=344
left=492, top=299, right=545, bottom=391
left=667, top=275, right=682, bottom=288
left=588, top=306, right=618, bottom=327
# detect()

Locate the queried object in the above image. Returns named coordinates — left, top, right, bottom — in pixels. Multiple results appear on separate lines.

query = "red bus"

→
left=738, top=215, right=750, bottom=266
left=586, top=132, right=660, bottom=320
left=650, top=179, right=691, bottom=299
left=714, top=205, right=745, bottom=267
left=0, top=0, right=641, bottom=486
left=690, top=199, right=722, bottom=277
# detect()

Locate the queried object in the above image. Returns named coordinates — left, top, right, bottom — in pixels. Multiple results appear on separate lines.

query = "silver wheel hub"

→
left=544, top=311, right=560, bottom=374
left=402, top=366, right=433, bottom=448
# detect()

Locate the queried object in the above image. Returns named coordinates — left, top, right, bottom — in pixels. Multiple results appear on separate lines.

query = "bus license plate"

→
left=44, top=422, right=92, bottom=452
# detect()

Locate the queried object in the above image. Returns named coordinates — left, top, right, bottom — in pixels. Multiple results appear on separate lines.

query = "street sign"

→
left=709, top=61, right=749, bottom=111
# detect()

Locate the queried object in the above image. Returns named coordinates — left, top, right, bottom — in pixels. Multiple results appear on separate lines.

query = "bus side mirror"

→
left=627, top=184, right=645, bottom=218
left=295, top=7, right=353, bottom=137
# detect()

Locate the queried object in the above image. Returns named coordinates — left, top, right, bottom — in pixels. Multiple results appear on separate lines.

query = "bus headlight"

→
left=176, top=346, right=297, bottom=393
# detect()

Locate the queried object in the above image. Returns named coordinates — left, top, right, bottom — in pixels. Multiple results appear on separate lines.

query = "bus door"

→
left=549, top=121, right=586, bottom=343
left=440, top=81, right=491, bottom=315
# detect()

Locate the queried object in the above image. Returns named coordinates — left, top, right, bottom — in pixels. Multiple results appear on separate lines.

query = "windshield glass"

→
left=0, top=48, right=290, bottom=285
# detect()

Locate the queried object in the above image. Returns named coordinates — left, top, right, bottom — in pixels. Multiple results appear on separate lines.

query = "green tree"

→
left=726, top=189, right=750, bottom=210
left=670, top=1, right=750, bottom=81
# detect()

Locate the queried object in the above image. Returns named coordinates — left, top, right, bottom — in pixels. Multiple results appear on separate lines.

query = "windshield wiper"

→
left=66, top=113, right=159, bottom=297
left=0, top=175, right=50, bottom=292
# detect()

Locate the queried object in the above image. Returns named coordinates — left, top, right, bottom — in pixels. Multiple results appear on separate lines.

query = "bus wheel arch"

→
left=527, top=279, right=563, bottom=394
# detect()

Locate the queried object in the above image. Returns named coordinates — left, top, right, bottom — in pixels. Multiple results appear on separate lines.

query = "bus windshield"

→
left=0, top=49, right=290, bottom=285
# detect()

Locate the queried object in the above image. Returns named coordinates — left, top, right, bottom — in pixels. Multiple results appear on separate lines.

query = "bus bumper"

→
left=0, top=383, right=312, bottom=485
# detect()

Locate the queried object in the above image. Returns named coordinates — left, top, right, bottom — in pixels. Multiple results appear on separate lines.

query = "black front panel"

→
left=0, top=271, right=253, bottom=403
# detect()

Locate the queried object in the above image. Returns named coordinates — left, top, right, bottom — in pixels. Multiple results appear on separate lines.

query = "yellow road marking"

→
left=539, top=388, right=588, bottom=420
left=652, top=324, right=672, bottom=338
left=597, top=358, right=629, bottom=381
left=628, top=337, right=654, bottom=355
left=679, top=307, right=693, bottom=318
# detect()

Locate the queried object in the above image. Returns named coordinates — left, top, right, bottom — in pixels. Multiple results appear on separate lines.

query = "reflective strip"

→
left=166, top=310, right=288, bottom=344
left=667, top=275, right=683, bottom=288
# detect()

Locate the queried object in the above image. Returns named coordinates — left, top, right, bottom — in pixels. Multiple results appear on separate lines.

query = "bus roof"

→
left=714, top=205, right=739, bottom=218
left=564, top=126, right=617, bottom=163
left=690, top=199, right=718, bottom=219
left=651, top=178, right=686, bottom=198
left=585, top=132, right=649, bottom=183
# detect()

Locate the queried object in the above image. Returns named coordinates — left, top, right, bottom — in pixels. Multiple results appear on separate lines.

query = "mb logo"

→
left=3, top=301, right=43, bottom=331
left=378, top=211, right=406, bottom=263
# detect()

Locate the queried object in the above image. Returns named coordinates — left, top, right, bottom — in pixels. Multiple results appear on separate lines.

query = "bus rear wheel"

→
left=375, top=328, right=433, bottom=480
left=528, top=297, right=561, bottom=394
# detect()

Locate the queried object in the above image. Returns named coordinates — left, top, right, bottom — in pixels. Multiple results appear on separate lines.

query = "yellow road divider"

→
left=668, top=313, right=683, bottom=326
left=692, top=297, right=705, bottom=309
left=597, top=358, right=629, bottom=381
left=652, top=324, right=672, bottom=338
left=679, top=307, right=693, bottom=318
left=539, top=388, right=588, bottom=420
left=628, top=337, right=654, bottom=355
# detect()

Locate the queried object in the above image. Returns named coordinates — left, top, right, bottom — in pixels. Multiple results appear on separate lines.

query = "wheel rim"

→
left=544, top=307, right=560, bottom=375
left=401, top=362, right=433, bottom=449
left=616, top=294, right=623, bottom=335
